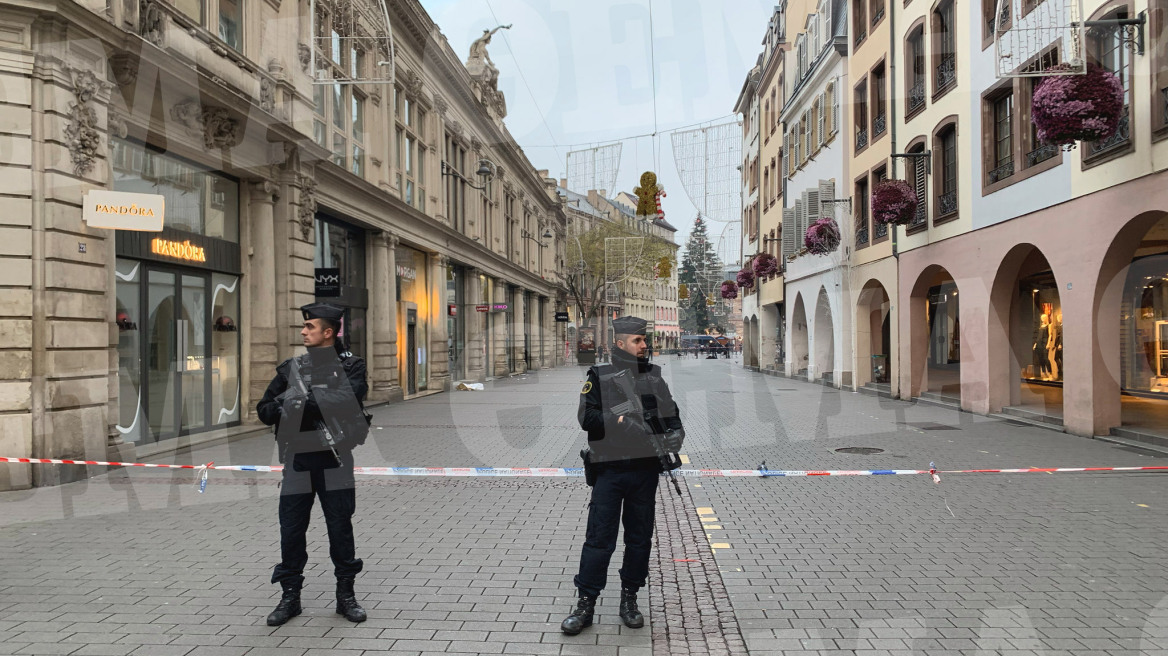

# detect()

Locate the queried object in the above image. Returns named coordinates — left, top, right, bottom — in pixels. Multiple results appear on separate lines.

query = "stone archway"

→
left=988, top=244, right=1064, bottom=422
left=1092, top=212, right=1168, bottom=440
left=813, top=286, right=835, bottom=384
left=856, top=279, right=891, bottom=390
left=908, top=265, right=961, bottom=401
left=790, top=293, right=809, bottom=377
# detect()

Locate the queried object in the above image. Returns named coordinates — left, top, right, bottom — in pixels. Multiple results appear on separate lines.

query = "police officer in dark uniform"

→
left=562, top=316, right=684, bottom=635
left=256, top=303, right=369, bottom=626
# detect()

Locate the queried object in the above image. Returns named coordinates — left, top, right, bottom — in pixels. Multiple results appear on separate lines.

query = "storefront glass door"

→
left=146, top=268, right=209, bottom=441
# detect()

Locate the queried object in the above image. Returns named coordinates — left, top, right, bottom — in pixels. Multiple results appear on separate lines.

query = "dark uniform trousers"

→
left=271, top=450, right=363, bottom=587
left=573, top=468, right=659, bottom=597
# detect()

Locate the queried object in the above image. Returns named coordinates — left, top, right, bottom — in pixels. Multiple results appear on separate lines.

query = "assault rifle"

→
left=609, top=371, right=683, bottom=496
left=281, top=356, right=344, bottom=467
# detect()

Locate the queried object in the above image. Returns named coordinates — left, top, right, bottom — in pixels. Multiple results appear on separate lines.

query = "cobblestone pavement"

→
left=1, top=358, right=1167, bottom=655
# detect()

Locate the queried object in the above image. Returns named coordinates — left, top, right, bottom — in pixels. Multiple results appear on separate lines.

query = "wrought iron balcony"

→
left=856, top=222, right=869, bottom=245
left=856, top=127, right=869, bottom=151
left=871, top=5, right=885, bottom=26
left=874, top=220, right=888, bottom=239
left=873, top=113, right=887, bottom=136
left=936, top=54, right=956, bottom=92
left=855, top=26, right=867, bottom=45
left=1025, top=143, right=1058, bottom=167
left=909, top=200, right=927, bottom=228
left=938, top=190, right=957, bottom=217
left=987, top=158, right=1015, bottom=184
left=1087, top=110, right=1130, bottom=158
left=908, top=80, right=926, bottom=113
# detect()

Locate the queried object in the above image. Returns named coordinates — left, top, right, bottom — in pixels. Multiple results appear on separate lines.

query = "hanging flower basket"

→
left=1032, top=63, right=1124, bottom=151
left=736, top=267, right=755, bottom=290
left=804, top=217, right=841, bottom=255
left=753, top=252, right=779, bottom=278
left=872, top=180, right=918, bottom=226
left=720, top=280, right=739, bottom=299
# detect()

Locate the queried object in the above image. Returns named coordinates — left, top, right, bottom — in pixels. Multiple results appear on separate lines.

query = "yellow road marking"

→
left=700, top=516, right=718, bottom=523
left=706, top=525, right=722, bottom=529
left=697, top=507, right=714, bottom=515
left=679, top=454, right=690, bottom=464
left=693, top=484, right=702, bottom=488
left=1138, top=504, right=1150, bottom=508
left=710, top=542, right=731, bottom=549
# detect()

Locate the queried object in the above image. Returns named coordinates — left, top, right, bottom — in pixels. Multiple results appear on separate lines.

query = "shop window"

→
left=1019, top=272, right=1062, bottom=384
left=1083, top=7, right=1134, bottom=163
left=1121, top=255, right=1168, bottom=395
left=111, top=139, right=240, bottom=242
left=115, top=259, right=144, bottom=444
left=211, top=272, right=241, bottom=425
left=933, top=0, right=957, bottom=99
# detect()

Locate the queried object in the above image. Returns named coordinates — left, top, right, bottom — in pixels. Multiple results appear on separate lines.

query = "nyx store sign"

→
left=315, top=268, right=341, bottom=297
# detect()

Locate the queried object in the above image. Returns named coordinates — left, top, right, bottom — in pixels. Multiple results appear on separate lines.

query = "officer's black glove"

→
left=663, top=428, right=684, bottom=452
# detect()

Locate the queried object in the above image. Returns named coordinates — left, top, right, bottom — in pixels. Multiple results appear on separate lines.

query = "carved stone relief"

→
left=401, top=68, right=422, bottom=98
left=447, top=120, right=463, bottom=141
left=297, top=174, right=318, bottom=240
left=432, top=94, right=448, bottom=117
left=64, top=67, right=104, bottom=177
left=138, top=0, right=166, bottom=47
left=259, top=76, right=275, bottom=113
left=471, top=137, right=482, bottom=153
left=170, top=99, right=240, bottom=150
left=297, top=43, right=311, bottom=73
left=109, top=53, right=138, bottom=87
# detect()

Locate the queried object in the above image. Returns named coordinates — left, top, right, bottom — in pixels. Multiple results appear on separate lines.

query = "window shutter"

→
left=794, top=198, right=806, bottom=251
left=914, top=155, right=928, bottom=223
left=806, top=187, right=820, bottom=228
left=818, top=95, right=826, bottom=146
left=781, top=207, right=796, bottom=262
left=832, top=82, right=840, bottom=133
left=817, top=178, right=835, bottom=232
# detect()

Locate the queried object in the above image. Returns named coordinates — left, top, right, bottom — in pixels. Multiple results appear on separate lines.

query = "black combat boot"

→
left=619, top=586, right=644, bottom=628
left=560, top=592, right=597, bottom=635
left=266, top=581, right=302, bottom=626
left=335, top=577, right=367, bottom=623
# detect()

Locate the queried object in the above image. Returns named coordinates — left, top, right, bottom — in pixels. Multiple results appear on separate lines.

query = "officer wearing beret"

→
left=256, top=303, right=370, bottom=626
left=562, top=316, right=685, bottom=635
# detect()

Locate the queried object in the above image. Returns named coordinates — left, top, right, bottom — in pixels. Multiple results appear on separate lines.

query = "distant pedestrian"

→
left=564, top=316, right=685, bottom=635
left=256, top=303, right=372, bottom=627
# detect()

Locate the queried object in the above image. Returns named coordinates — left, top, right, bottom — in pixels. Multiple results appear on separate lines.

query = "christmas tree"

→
left=678, top=216, right=724, bottom=334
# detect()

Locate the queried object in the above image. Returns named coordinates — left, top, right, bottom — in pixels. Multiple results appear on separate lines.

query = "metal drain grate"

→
left=902, top=422, right=962, bottom=431
left=835, top=447, right=885, bottom=455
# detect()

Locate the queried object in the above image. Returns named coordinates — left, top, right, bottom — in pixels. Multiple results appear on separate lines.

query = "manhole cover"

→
left=835, top=447, right=885, bottom=455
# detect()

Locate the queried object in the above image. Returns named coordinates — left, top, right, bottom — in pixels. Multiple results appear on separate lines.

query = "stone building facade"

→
left=0, top=0, right=566, bottom=490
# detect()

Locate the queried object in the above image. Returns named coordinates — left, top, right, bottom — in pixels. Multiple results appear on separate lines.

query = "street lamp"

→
left=521, top=228, right=553, bottom=248
left=441, top=158, right=496, bottom=191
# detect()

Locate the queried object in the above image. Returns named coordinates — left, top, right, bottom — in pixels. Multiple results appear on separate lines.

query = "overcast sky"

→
left=418, top=0, right=777, bottom=259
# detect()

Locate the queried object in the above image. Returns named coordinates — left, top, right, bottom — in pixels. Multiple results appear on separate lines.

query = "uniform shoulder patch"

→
left=581, top=381, right=592, bottom=394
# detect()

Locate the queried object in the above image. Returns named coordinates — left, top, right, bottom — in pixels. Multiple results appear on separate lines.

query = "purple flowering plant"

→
left=804, top=217, right=841, bottom=255
left=753, top=252, right=779, bottom=278
left=872, top=180, right=918, bottom=226
left=736, top=266, right=755, bottom=289
left=721, top=280, right=739, bottom=299
left=1032, top=63, right=1124, bottom=150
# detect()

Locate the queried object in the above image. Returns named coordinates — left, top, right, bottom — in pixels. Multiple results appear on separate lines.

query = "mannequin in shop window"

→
left=1034, top=314, right=1051, bottom=380
left=1048, top=310, right=1062, bottom=381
